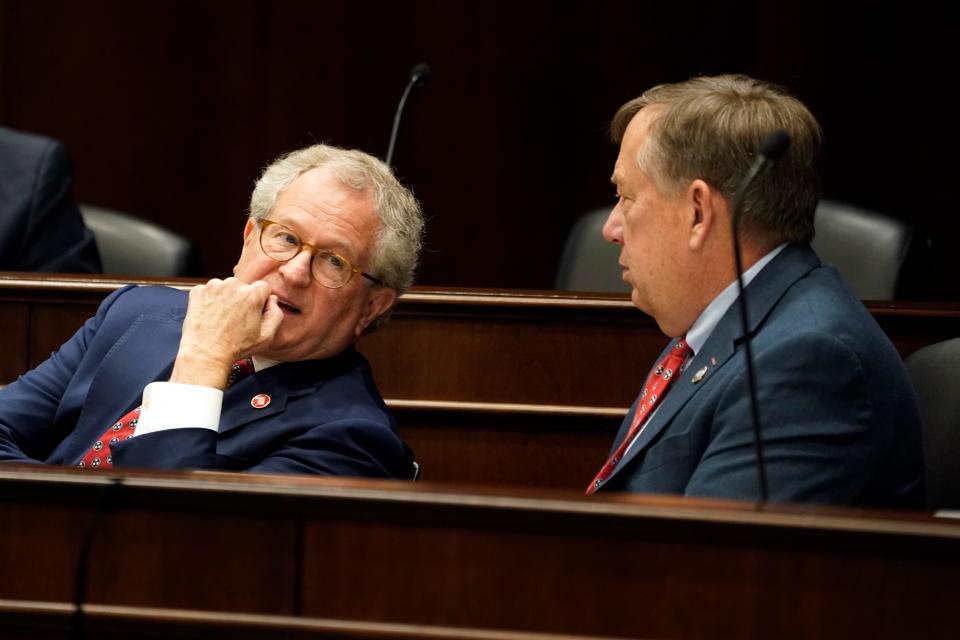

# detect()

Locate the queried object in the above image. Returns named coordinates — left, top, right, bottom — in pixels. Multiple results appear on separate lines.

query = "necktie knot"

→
left=586, top=336, right=692, bottom=494
left=228, top=357, right=255, bottom=387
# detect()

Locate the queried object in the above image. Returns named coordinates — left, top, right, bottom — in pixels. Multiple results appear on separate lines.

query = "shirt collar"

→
left=684, top=243, right=786, bottom=355
left=251, top=355, right=281, bottom=372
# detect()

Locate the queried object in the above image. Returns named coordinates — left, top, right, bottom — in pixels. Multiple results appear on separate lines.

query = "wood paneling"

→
left=2, top=274, right=959, bottom=487
left=392, top=404, right=617, bottom=488
left=0, top=600, right=626, bottom=640
left=4, top=276, right=958, bottom=406
left=0, top=466, right=958, bottom=639
left=0, top=302, right=28, bottom=382
left=362, top=294, right=663, bottom=406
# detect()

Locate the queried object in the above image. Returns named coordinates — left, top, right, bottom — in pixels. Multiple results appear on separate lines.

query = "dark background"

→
left=0, top=1, right=953, bottom=298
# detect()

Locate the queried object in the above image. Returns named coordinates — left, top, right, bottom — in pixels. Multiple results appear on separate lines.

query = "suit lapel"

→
left=219, top=370, right=291, bottom=432
left=218, top=348, right=359, bottom=433
left=604, top=244, right=822, bottom=485
left=610, top=344, right=732, bottom=478
left=70, top=309, right=182, bottom=452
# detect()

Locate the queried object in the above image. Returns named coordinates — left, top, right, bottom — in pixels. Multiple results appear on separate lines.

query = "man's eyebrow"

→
left=317, top=240, right=355, bottom=258
left=281, top=221, right=354, bottom=254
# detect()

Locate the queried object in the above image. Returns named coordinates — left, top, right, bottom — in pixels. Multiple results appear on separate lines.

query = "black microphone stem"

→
left=386, top=81, right=416, bottom=167
left=386, top=64, right=431, bottom=167
left=730, top=191, right=768, bottom=505
left=729, top=128, right=790, bottom=506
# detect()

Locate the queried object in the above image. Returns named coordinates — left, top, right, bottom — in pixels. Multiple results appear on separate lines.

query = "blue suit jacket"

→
left=0, top=286, right=411, bottom=477
left=0, top=127, right=102, bottom=273
left=598, top=244, right=924, bottom=507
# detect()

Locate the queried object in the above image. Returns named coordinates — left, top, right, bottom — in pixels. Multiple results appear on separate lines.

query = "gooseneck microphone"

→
left=385, top=63, right=432, bottom=167
left=729, top=128, right=791, bottom=505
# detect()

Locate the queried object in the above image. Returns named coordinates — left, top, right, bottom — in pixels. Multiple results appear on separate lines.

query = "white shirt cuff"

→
left=134, top=382, right=224, bottom=436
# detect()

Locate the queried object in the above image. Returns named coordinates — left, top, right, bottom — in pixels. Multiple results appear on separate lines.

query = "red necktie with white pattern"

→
left=585, top=338, right=692, bottom=494
left=77, top=358, right=255, bottom=470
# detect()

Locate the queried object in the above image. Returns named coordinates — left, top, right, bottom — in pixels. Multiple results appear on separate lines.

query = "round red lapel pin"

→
left=251, top=394, right=271, bottom=409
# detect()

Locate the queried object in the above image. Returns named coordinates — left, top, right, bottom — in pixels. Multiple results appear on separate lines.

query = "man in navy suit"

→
left=0, top=144, right=424, bottom=477
left=0, top=127, right=101, bottom=273
left=590, top=75, right=924, bottom=506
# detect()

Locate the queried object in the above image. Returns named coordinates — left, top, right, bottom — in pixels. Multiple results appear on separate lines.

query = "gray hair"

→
left=611, top=74, right=822, bottom=244
left=249, top=144, right=424, bottom=297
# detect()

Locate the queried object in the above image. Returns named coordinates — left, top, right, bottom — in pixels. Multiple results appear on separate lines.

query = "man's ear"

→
left=356, top=287, right=398, bottom=336
left=242, top=218, right=256, bottom=242
left=688, top=179, right=719, bottom=251
left=233, top=219, right=259, bottom=276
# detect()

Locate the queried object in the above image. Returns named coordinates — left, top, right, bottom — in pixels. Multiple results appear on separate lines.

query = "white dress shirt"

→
left=134, top=355, right=279, bottom=436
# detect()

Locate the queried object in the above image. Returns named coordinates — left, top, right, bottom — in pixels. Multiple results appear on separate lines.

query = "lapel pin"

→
left=251, top=394, right=271, bottom=409
left=691, top=366, right=708, bottom=384
left=710, top=356, right=718, bottom=366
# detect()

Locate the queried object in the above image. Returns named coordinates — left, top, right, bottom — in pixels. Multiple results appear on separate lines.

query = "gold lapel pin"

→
left=692, top=366, right=708, bottom=384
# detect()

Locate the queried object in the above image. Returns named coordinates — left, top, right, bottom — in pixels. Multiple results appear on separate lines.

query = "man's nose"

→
left=279, top=249, right=314, bottom=285
left=601, top=205, right=623, bottom=244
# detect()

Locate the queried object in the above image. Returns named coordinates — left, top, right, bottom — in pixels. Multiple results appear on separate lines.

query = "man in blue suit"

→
left=590, top=75, right=924, bottom=506
left=0, top=144, right=424, bottom=477
left=0, top=127, right=101, bottom=273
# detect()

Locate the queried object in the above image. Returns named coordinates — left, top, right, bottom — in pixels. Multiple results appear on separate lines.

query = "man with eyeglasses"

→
left=0, top=144, right=424, bottom=477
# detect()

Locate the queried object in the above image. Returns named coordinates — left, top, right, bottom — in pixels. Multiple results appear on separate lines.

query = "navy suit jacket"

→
left=598, top=244, right=924, bottom=507
left=0, top=286, right=412, bottom=478
left=0, top=127, right=101, bottom=273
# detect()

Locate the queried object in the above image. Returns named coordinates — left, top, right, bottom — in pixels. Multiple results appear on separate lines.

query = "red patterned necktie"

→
left=77, top=358, right=255, bottom=470
left=585, top=338, right=692, bottom=495
left=227, top=357, right=256, bottom=387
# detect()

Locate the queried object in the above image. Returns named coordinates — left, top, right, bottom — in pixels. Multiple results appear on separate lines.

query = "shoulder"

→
left=284, top=350, right=392, bottom=422
left=241, top=351, right=408, bottom=478
left=283, top=351, right=398, bottom=445
left=0, top=126, right=54, bottom=155
left=744, top=269, right=919, bottom=429
left=94, top=285, right=189, bottom=326
left=0, top=128, right=74, bottom=232
left=0, top=127, right=66, bottom=175
left=760, top=264, right=899, bottom=365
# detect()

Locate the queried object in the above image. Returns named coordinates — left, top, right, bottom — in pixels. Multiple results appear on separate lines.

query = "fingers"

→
left=179, top=277, right=280, bottom=367
left=259, top=294, right=284, bottom=343
left=190, top=277, right=270, bottom=308
left=246, top=278, right=271, bottom=301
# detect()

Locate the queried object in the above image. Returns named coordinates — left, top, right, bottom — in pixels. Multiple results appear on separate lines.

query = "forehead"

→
left=272, top=166, right=379, bottom=248
left=612, top=106, right=666, bottom=187
left=611, top=104, right=669, bottom=195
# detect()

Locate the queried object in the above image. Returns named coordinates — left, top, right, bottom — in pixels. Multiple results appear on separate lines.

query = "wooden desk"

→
left=0, top=466, right=958, bottom=639
left=2, top=273, right=959, bottom=488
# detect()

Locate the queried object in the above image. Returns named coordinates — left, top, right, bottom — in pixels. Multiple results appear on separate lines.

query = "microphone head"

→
left=410, top=63, right=432, bottom=86
left=760, top=129, right=791, bottom=161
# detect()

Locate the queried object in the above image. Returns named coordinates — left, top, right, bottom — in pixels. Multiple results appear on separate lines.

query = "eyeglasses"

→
left=256, top=219, right=384, bottom=289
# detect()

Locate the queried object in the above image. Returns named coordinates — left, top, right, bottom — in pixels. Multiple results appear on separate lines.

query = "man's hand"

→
left=169, top=278, right=284, bottom=389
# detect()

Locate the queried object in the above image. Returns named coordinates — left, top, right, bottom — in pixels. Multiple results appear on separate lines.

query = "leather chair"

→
left=556, top=200, right=913, bottom=299
left=554, top=207, right=629, bottom=293
left=905, top=338, right=960, bottom=510
left=79, top=205, right=196, bottom=277
left=811, top=200, right=912, bottom=300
